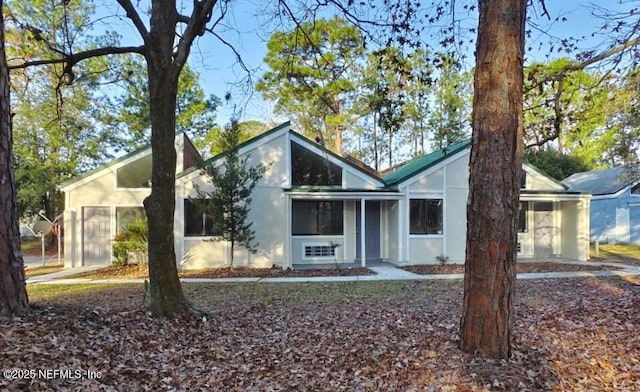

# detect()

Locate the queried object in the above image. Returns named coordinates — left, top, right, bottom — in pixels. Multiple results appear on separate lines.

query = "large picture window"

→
left=116, top=155, right=152, bottom=188
left=292, top=200, right=343, bottom=235
left=184, top=199, right=219, bottom=236
left=410, top=199, right=443, bottom=235
left=291, top=142, right=342, bottom=186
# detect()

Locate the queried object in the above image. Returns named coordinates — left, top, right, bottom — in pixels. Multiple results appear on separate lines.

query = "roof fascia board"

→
left=523, top=163, right=567, bottom=190
left=395, top=147, right=470, bottom=190
left=177, top=122, right=291, bottom=184
left=60, top=147, right=152, bottom=192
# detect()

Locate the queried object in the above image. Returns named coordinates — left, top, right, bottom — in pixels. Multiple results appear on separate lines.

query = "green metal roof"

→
left=382, top=139, right=472, bottom=186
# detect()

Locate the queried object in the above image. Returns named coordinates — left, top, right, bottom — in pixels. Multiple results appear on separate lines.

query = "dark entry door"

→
left=356, top=201, right=381, bottom=261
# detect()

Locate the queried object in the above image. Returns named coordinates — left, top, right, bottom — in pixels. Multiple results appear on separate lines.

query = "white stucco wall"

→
left=179, top=133, right=288, bottom=269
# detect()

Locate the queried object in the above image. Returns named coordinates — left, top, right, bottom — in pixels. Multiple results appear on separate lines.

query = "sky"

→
left=98, top=1, right=638, bottom=126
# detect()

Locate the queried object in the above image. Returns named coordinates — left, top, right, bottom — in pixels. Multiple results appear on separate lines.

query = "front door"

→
left=356, top=201, right=381, bottom=261
left=82, top=207, right=111, bottom=265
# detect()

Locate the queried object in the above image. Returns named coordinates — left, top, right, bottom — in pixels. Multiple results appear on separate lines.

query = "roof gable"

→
left=60, top=132, right=200, bottom=191
left=382, top=139, right=472, bottom=186
left=179, top=121, right=385, bottom=188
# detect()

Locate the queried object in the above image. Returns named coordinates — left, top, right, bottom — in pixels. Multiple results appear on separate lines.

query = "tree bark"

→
left=143, top=1, right=190, bottom=317
left=460, top=0, right=526, bottom=359
left=0, top=2, right=29, bottom=317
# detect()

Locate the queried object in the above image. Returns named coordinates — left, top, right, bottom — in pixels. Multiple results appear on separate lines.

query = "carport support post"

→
left=360, top=199, right=366, bottom=267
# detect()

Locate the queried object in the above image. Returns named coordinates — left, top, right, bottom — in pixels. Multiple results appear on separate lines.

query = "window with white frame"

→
left=116, top=155, right=152, bottom=188
left=410, top=199, right=443, bottom=235
left=290, top=141, right=342, bottom=186
left=184, top=199, right=220, bottom=236
left=292, top=200, right=343, bottom=235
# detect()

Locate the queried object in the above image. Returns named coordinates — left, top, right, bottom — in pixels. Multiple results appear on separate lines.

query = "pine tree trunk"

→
left=0, top=3, right=29, bottom=317
left=459, top=0, right=526, bottom=359
left=143, top=1, right=190, bottom=317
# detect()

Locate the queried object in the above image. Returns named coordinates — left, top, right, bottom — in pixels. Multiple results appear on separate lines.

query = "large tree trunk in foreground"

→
left=143, top=1, right=190, bottom=316
left=460, top=0, right=526, bottom=359
left=0, top=2, right=29, bottom=317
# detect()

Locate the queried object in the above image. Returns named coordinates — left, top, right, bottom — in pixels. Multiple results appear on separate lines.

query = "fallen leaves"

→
left=403, top=262, right=623, bottom=275
left=2, top=277, right=639, bottom=391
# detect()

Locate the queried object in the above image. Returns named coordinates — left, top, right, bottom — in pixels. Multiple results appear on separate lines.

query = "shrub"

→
left=112, top=218, right=148, bottom=268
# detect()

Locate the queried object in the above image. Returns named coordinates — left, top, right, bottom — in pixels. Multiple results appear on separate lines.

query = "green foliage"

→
left=257, top=16, right=365, bottom=153
left=427, top=53, right=472, bottom=150
left=436, top=255, right=449, bottom=265
left=198, top=120, right=270, bottom=156
left=524, top=59, right=609, bottom=159
left=7, top=0, right=126, bottom=219
left=193, top=121, right=269, bottom=266
left=524, top=149, right=591, bottom=180
left=104, top=57, right=221, bottom=148
left=112, top=219, right=148, bottom=268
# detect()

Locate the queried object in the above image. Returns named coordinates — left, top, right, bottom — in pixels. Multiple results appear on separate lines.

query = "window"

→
left=291, top=141, right=342, bottom=186
left=518, top=202, right=528, bottom=233
left=116, top=207, right=145, bottom=234
left=116, top=155, right=152, bottom=188
left=184, top=199, right=219, bottom=236
left=292, top=200, right=343, bottom=235
left=521, top=171, right=527, bottom=189
left=410, top=199, right=443, bottom=235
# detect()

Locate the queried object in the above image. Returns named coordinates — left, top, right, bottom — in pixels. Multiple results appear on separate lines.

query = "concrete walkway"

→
left=25, top=261, right=640, bottom=285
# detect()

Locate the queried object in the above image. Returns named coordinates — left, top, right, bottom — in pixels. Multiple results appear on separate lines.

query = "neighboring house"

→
left=61, top=122, right=592, bottom=269
left=563, top=166, right=640, bottom=244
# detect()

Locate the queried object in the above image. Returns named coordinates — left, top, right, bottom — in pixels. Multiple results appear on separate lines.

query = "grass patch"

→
left=591, top=243, right=640, bottom=261
left=28, top=283, right=143, bottom=305
left=21, top=238, right=43, bottom=253
left=24, top=262, right=64, bottom=278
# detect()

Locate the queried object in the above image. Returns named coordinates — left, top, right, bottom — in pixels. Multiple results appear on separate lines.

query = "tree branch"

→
left=7, top=46, right=146, bottom=70
left=116, top=0, right=150, bottom=43
left=174, top=0, right=218, bottom=70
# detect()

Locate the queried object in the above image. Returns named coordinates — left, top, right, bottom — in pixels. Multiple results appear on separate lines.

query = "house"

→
left=61, top=122, right=592, bottom=269
left=563, top=166, right=640, bottom=244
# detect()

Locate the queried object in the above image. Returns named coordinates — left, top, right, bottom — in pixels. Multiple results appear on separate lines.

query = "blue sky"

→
left=100, top=1, right=637, bottom=125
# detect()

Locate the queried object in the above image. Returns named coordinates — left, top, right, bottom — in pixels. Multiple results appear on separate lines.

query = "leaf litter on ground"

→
left=2, top=276, right=639, bottom=391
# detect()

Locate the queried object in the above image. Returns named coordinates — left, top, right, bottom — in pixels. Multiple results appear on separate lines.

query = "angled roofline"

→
left=177, top=121, right=291, bottom=180
left=178, top=121, right=387, bottom=187
left=288, top=131, right=386, bottom=186
left=60, top=132, right=199, bottom=191
left=382, top=139, right=472, bottom=186
left=522, top=162, right=568, bottom=190
left=59, top=143, right=151, bottom=190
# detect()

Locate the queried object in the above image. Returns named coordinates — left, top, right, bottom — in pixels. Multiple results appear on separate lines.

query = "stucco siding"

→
left=525, top=168, right=564, bottom=191
left=345, top=172, right=378, bottom=189
left=445, top=187, right=468, bottom=263
left=408, top=238, right=443, bottom=264
left=66, top=171, right=148, bottom=207
left=408, top=168, right=443, bottom=192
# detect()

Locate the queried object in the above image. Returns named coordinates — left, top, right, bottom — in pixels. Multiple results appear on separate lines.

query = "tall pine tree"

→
left=193, top=120, right=268, bottom=266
